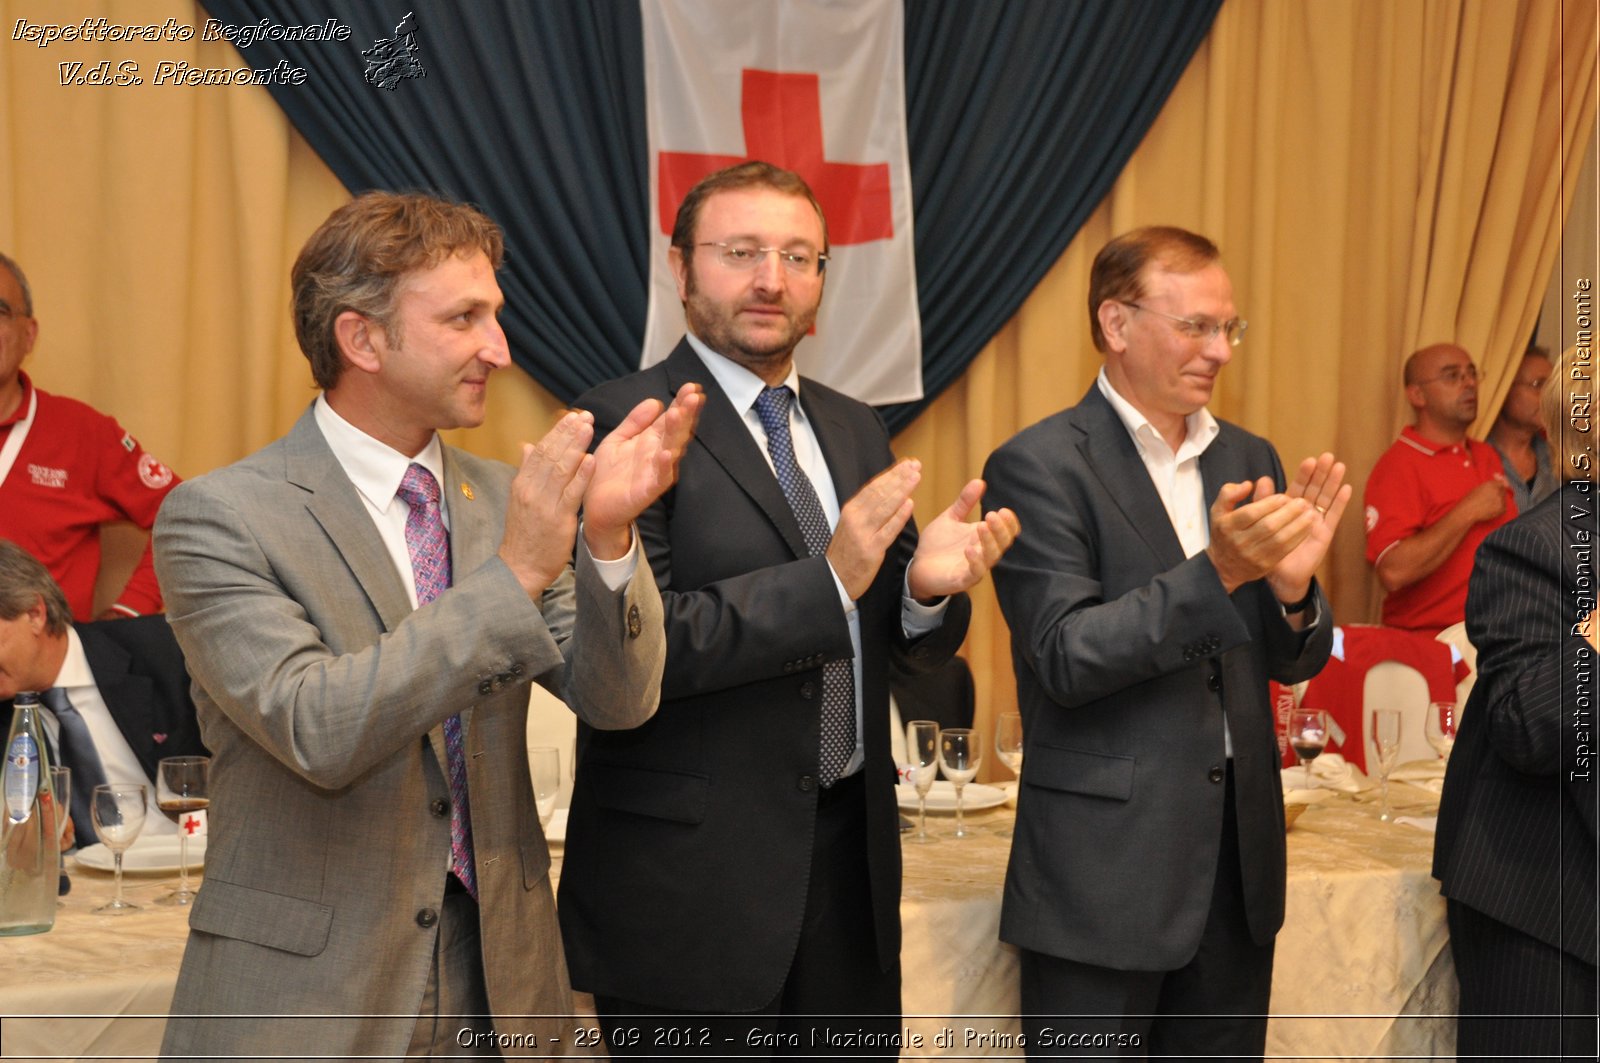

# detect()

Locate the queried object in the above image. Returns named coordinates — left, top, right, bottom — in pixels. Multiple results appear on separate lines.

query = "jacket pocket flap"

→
left=591, top=764, right=709, bottom=824
left=1026, top=745, right=1135, bottom=801
left=188, top=878, right=333, bottom=956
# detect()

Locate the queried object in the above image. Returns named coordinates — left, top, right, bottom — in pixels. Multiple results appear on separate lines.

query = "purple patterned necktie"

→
left=397, top=463, right=477, bottom=899
left=752, top=386, right=857, bottom=786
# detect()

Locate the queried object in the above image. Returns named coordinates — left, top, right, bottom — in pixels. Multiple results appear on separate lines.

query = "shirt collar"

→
left=1398, top=424, right=1469, bottom=457
left=0, top=372, right=36, bottom=429
left=55, top=626, right=94, bottom=690
left=686, top=332, right=802, bottom=418
left=1096, top=368, right=1219, bottom=461
left=313, top=394, right=446, bottom=514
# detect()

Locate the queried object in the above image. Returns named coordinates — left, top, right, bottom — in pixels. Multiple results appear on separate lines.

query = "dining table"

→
left=1, top=779, right=1456, bottom=1061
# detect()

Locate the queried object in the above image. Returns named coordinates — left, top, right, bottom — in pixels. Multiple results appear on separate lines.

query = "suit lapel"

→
left=664, top=343, right=811, bottom=559
left=78, top=630, right=161, bottom=780
left=799, top=385, right=872, bottom=502
left=283, top=406, right=414, bottom=633
left=1073, top=386, right=1188, bottom=572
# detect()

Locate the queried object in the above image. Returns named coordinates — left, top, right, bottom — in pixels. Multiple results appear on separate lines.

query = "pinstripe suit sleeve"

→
left=1463, top=503, right=1591, bottom=779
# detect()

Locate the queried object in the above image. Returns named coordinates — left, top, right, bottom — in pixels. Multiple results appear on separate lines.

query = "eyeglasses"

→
left=0, top=302, right=26, bottom=321
left=695, top=242, right=828, bottom=276
left=1122, top=302, right=1247, bottom=347
left=1415, top=365, right=1479, bottom=386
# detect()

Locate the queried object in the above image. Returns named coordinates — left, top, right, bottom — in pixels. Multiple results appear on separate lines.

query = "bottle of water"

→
left=0, top=692, right=56, bottom=936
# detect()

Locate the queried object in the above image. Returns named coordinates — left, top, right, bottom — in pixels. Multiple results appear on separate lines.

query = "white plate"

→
left=896, top=781, right=1008, bottom=813
left=544, top=807, right=568, bottom=845
left=75, top=835, right=205, bottom=875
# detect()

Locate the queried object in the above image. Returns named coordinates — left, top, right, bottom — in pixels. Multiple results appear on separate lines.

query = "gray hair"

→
left=0, top=252, right=34, bottom=316
left=0, top=541, right=71, bottom=634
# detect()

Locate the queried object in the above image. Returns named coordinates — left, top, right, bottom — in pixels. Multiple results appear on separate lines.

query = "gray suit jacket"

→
left=983, top=385, right=1332, bottom=971
left=153, top=407, right=663, bottom=1059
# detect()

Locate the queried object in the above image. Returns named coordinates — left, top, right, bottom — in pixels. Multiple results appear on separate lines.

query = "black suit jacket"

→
left=558, top=340, right=971, bottom=1011
left=983, top=384, right=1333, bottom=971
left=1433, top=485, right=1598, bottom=965
left=2, top=616, right=205, bottom=784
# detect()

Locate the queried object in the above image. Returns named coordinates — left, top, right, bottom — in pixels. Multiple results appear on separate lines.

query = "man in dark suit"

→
left=983, top=226, right=1350, bottom=1058
left=559, top=161, right=1018, bottom=1054
left=0, top=539, right=204, bottom=844
left=1433, top=346, right=1597, bottom=1059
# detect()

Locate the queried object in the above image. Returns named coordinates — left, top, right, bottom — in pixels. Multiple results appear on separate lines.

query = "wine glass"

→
left=1372, top=709, right=1402, bottom=822
left=938, top=728, right=982, bottom=839
left=529, top=747, right=560, bottom=829
left=1288, top=709, right=1329, bottom=791
left=1425, top=701, right=1457, bottom=761
left=993, top=713, right=1024, bottom=839
left=156, top=756, right=210, bottom=907
left=90, top=783, right=147, bottom=914
left=49, top=766, right=69, bottom=905
left=904, top=720, right=939, bottom=845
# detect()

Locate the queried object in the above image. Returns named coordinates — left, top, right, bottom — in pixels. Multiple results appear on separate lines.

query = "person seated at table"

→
left=0, top=540, right=204, bottom=843
left=1364, top=342, right=1516, bottom=634
left=0, top=252, right=181, bottom=621
left=1433, top=345, right=1598, bottom=1060
left=1485, top=343, right=1559, bottom=513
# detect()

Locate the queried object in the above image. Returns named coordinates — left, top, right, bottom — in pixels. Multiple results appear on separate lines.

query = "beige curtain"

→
left=4, top=0, right=1592, bottom=746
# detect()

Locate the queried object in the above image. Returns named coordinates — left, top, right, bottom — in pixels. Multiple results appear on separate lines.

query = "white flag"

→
left=641, top=0, right=922, bottom=404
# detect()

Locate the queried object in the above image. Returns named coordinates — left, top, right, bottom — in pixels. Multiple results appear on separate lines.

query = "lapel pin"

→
left=460, top=482, right=475, bottom=500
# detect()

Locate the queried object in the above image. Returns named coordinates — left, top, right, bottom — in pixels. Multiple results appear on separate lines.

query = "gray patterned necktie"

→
left=753, top=386, right=857, bottom=786
left=42, top=687, right=109, bottom=845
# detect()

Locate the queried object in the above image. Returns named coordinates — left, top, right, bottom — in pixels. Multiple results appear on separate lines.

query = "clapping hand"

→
left=906, top=479, right=1020, bottom=601
left=581, top=384, right=703, bottom=559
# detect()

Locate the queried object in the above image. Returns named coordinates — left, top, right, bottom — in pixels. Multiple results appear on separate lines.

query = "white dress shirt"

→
left=688, top=334, right=946, bottom=776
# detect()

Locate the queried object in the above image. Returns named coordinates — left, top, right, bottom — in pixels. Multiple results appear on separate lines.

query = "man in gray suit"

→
left=154, top=192, right=700, bottom=1058
left=984, top=226, right=1349, bottom=1058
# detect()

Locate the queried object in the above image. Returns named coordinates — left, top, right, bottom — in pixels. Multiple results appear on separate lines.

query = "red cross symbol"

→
left=182, top=813, right=203, bottom=835
left=658, top=69, right=894, bottom=245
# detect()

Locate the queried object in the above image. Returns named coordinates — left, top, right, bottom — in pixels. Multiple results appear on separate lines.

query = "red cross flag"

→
left=642, top=0, right=922, bottom=404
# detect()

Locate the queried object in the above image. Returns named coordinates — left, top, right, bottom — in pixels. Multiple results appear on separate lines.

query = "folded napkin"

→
left=1281, top=753, right=1370, bottom=794
left=1390, top=758, right=1447, bottom=781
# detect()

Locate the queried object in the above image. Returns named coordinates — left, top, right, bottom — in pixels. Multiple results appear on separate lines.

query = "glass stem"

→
left=113, top=850, right=125, bottom=906
left=177, top=832, right=190, bottom=895
left=955, top=785, right=965, bottom=836
left=917, top=796, right=928, bottom=839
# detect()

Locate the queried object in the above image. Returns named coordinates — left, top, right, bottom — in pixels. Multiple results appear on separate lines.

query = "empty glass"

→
left=90, top=783, right=147, bottom=914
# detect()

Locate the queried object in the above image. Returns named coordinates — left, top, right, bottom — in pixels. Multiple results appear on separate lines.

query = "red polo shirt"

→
left=0, top=373, right=179, bottom=619
left=1363, top=426, right=1515, bottom=633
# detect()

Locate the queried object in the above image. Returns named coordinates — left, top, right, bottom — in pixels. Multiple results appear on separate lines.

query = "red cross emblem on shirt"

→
left=658, top=69, right=894, bottom=244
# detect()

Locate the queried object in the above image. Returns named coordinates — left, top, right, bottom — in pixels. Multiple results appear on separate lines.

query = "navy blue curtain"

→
left=202, top=0, right=1218, bottom=430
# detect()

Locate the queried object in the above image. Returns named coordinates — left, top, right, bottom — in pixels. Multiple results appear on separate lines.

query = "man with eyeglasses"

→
left=1485, top=344, right=1559, bottom=513
left=0, top=252, right=180, bottom=622
left=559, top=160, right=1018, bottom=1055
left=983, top=225, right=1348, bottom=1058
left=1364, top=342, right=1516, bottom=634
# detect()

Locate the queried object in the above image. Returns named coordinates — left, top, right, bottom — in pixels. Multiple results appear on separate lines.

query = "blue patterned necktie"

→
left=41, top=687, right=109, bottom=845
left=397, top=464, right=476, bottom=899
left=752, top=386, right=857, bottom=786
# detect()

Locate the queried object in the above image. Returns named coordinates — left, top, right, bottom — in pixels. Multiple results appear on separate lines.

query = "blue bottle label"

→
left=4, top=733, right=39, bottom=823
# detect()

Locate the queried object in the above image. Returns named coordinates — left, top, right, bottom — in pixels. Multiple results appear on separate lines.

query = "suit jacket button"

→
left=627, top=604, right=642, bottom=639
left=797, top=775, right=816, bottom=792
left=1208, top=765, right=1225, bottom=784
left=476, top=679, right=493, bottom=696
left=799, top=681, right=817, bottom=700
left=430, top=799, right=449, bottom=818
left=416, top=908, right=439, bottom=928
left=1206, top=673, right=1222, bottom=693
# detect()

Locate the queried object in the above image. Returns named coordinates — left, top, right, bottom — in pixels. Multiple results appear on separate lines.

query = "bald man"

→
left=1363, top=343, right=1516, bottom=633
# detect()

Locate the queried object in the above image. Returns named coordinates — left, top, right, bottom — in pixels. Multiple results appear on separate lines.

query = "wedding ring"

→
left=1315, top=505, right=1327, bottom=514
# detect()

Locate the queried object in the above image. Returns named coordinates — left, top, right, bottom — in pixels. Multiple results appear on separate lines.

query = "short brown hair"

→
left=292, top=191, right=505, bottom=390
left=669, top=161, right=829, bottom=256
left=1088, top=226, right=1220, bottom=352
left=0, top=541, right=72, bottom=635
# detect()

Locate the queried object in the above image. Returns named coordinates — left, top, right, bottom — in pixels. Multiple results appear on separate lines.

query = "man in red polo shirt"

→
left=1364, top=342, right=1515, bottom=634
left=0, top=252, right=179, bottom=620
